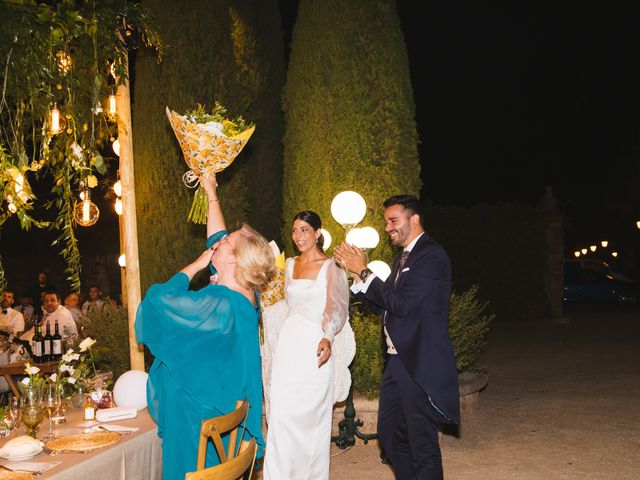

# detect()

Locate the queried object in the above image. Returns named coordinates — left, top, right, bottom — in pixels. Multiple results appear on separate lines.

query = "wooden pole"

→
left=116, top=50, right=145, bottom=371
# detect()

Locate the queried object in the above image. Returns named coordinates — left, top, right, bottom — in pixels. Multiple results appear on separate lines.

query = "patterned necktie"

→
left=399, top=251, right=410, bottom=269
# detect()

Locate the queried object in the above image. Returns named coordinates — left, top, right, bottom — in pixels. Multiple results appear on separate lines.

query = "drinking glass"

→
left=8, top=396, right=21, bottom=431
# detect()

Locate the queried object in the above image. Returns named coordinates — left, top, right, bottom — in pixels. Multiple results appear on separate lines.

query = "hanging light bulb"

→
left=589, top=245, right=597, bottom=252
left=56, top=51, right=72, bottom=74
left=574, top=251, right=580, bottom=257
left=108, top=93, right=117, bottom=117
left=611, top=251, right=618, bottom=257
left=581, top=248, right=587, bottom=255
left=112, top=138, right=120, bottom=156
left=74, top=188, right=100, bottom=227
left=50, top=103, right=63, bottom=135
left=601, top=240, right=608, bottom=248
left=113, top=180, right=122, bottom=197
left=115, top=197, right=123, bottom=215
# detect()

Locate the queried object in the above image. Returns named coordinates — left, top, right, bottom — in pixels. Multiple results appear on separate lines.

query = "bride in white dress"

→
left=262, top=211, right=355, bottom=480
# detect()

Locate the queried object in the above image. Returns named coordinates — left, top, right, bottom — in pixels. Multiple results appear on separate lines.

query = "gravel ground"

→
left=324, top=304, right=640, bottom=479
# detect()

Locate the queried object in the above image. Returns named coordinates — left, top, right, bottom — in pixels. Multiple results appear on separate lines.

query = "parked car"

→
left=563, top=259, right=638, bottom=304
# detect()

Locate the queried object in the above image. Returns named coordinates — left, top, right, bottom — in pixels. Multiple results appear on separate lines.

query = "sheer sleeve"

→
left=322, top=260, right=350, bottom=343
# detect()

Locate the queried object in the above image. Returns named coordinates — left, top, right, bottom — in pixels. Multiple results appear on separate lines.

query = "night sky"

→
left=282, top=1, right=640, bottom=258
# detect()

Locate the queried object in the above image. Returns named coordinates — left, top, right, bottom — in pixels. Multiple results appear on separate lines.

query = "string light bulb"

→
left=581, top=248, right=587, bottom=255
left=108, top=93, right=117, bottom=117
left=601, top=240, right=608, bottom=248
left=118, top=254, right=126, bottom=267
left=74, top=188, right=99, bottom=227
left=115, top=197, right=123, bottom=215
left=113, top=180, right=122, bottom=197
left=574, top=251, right=580, bottom=257
left=112, top=138, right=120, bottom=156
left=612, top=252, right=618, bottom=257
left=50, top=103, right=63, bottom=135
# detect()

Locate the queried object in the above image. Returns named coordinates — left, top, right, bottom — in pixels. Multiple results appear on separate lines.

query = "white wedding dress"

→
left=262, top=257, right=355, bottom=480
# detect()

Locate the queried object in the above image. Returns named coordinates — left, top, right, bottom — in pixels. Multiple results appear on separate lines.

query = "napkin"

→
left=0, top=460, right=61, bottom=474
left=95, top=407, right=137, bottom=422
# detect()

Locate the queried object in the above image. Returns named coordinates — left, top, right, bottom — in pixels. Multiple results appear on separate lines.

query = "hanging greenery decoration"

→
left=0, top=0, right=163, bottom=292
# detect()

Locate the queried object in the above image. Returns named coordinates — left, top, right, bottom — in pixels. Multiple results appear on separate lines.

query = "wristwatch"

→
left=359, top=268, right=373, bottom=282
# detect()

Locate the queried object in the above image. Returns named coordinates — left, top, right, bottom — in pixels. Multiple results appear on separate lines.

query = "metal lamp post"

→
left=330, top=191, right=382, bottom=449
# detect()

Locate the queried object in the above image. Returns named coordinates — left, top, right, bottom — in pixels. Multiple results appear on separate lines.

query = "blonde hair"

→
left=234, top=224, right=276, bottom=291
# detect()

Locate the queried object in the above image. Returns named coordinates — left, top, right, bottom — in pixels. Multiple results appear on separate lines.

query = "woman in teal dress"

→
left=135, top=174, right=275, bottom=479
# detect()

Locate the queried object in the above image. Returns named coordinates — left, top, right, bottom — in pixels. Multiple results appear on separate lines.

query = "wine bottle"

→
left=51, top=320, right=63, bottom=361
left=32, top=322, right=43, bottom=363
left=43, top=322, right=52, bottom=362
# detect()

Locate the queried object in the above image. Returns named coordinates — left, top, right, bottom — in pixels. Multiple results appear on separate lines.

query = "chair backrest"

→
left=196, top=399, right=250, bottom=470
left=185, top=438, right=257, bottom=480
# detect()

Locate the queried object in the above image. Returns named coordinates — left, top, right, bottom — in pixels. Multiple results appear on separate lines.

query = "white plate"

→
left=0, top=447, right=43, bottom=461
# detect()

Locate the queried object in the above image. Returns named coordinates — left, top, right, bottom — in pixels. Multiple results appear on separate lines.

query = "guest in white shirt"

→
left=81, top=284, right=105, bottom=317
left=40, top=290, right=78, bottom=346
left=1, top=290, right=25, bottom=334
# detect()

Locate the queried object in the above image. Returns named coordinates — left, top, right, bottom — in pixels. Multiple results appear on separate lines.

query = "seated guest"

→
left=14, top=295, right=34, bottom=324
left=81, top=284, right=105, bottom=317
left=135, top=174, right=275, bottom=479
left=64, top=292, right=83, bottom=323
left=1, top=290, right=25, bottom=335
left=23, top=290, right=78, bottom=348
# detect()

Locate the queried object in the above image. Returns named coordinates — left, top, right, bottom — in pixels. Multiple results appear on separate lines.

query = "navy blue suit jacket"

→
left=356, top=233, right=460, bottom=426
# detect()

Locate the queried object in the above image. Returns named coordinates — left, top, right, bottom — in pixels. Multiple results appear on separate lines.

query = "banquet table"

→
left=0, top=406, right=162, bottom=479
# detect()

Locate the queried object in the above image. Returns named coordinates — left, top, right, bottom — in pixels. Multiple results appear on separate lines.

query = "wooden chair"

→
left=185, top=437, right=257, bottom=480
left=195, top=399, right=250, bottom=470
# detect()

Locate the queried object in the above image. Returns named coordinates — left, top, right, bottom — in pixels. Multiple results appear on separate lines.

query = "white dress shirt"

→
left=0, top=307, right=25, bottom=334
left=351, top=232, right=425, bottom=354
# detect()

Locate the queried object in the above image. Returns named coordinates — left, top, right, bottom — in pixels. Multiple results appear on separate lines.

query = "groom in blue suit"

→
left=335, top=194, right=460, bottom=480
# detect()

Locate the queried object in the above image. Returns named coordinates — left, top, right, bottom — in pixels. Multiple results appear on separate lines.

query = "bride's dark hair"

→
left=293, top=210, right=324, bottom=251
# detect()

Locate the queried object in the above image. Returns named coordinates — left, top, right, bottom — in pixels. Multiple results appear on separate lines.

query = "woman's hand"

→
left=317, top=338, right=332, bottom=367
left=199, top=173, right=218, bottom=197
left=181, top=248, right=214, bottom=280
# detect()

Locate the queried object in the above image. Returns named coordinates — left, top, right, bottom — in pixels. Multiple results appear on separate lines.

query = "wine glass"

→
left=41, top=384, right=56, bottom=440
left=21, top=385, right=43, bottom=438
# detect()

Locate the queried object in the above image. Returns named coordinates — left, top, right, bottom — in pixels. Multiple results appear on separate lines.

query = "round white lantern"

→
left=358, top=227, right=380, bottom=250
left=320, top=228, right=332, bottom=250
left=345, top=228, right=364, bottom=248
left=113, top=370, right=148, bottom=410
left=331, top=191, right=366, bottom=227
left=368, top=260, right=391, bottom=281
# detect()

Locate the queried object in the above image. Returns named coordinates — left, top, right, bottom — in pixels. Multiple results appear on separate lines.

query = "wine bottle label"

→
left=33, top=342, right=41, bottom=357
left=53, top=339, right=62, bottom=355
left=44, top=341, right=51, bottom=355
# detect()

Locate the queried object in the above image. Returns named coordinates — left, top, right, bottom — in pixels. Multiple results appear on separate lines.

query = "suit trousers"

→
left=378, top=355, right=444, bottom=480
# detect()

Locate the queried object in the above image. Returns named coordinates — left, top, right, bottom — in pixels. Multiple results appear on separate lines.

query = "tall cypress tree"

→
left=133, top=0, right=285, bottom=291
left=282, top=0, right=420, bottom=264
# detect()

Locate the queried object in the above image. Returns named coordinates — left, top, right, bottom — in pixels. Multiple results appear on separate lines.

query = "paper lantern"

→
left=113, top=370, right=148, bottom=411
